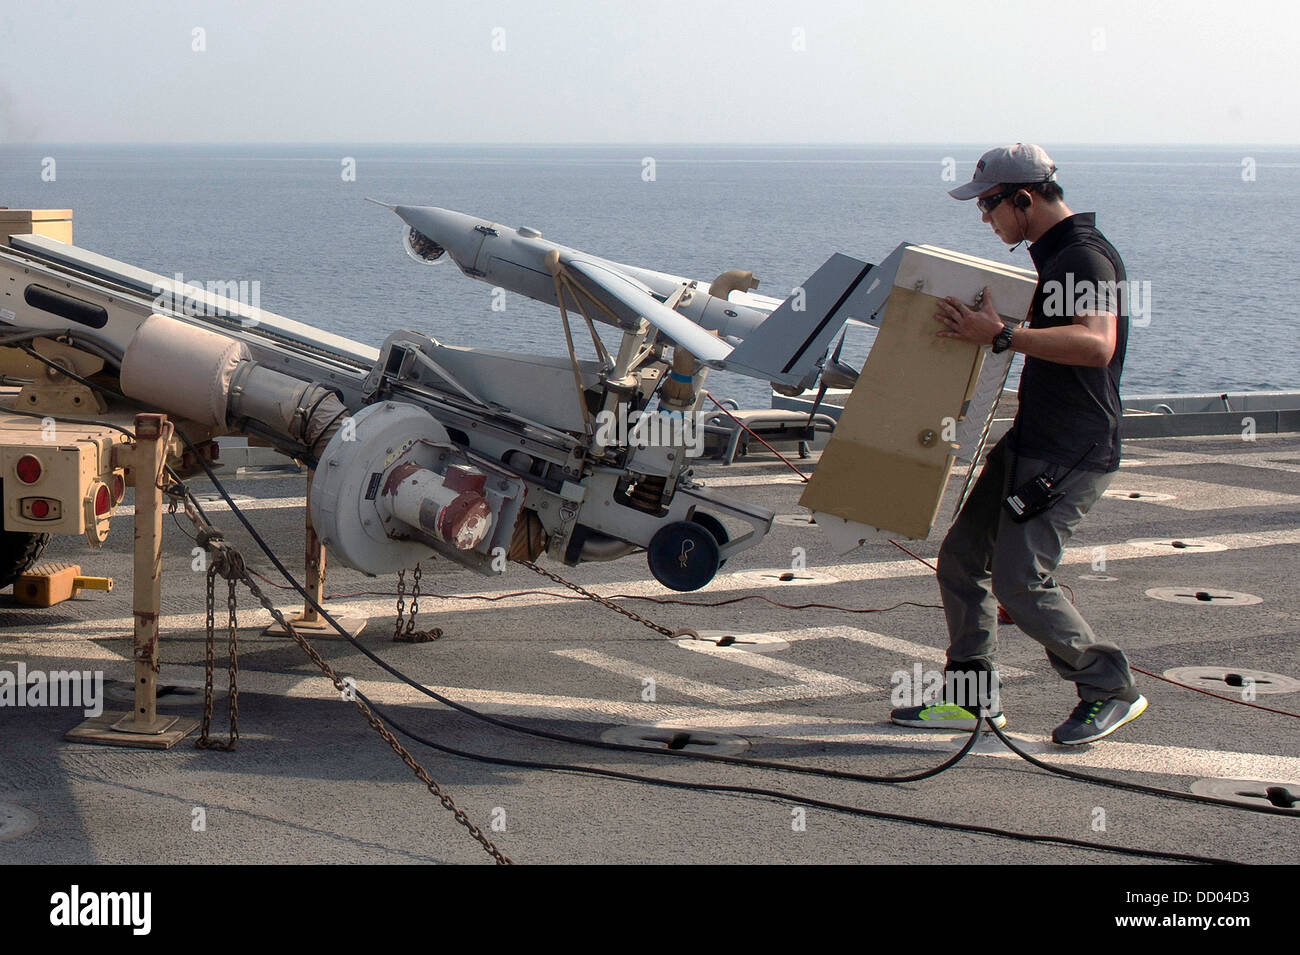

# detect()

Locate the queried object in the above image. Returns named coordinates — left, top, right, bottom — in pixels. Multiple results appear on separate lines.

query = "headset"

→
left=1009, top=166, right=1059, bottom=249
left=1010, top=190, right=1032, bottom=249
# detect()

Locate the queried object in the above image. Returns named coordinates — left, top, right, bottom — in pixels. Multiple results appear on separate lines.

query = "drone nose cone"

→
left=392, top=205, right=492, bottom=266
left=393, top=204, right=455, bottom=236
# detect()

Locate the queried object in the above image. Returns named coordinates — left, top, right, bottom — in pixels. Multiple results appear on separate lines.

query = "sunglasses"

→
left=976, top=187, right=1019, bottom=213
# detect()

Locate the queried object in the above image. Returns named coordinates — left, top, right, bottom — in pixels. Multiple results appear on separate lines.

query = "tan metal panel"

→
left=0, top=209, right=73, bottom=244
left=800, top=245, right=1037, bottom=542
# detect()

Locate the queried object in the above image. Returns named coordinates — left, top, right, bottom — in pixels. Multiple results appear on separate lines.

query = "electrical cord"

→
left=984, top=717, right=1298, bottom=816
left=245, top=568, right=945, bottom=617
left=358, top=687, right=1238, bottom=865
left=179, top=438, right=1300, bottom=820
left=887, top=538, right=1300, bottom=721
left=1129, top=665, right=1300, bottom=720
left=17, top=339, right=1293, bottom=844
left=0, top=402, right=139, bottom=441
left=176, top=427, right=986, bottom=784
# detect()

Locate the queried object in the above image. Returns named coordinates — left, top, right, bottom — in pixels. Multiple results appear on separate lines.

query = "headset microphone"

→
left=1009, top=190, right=1031, bottom=250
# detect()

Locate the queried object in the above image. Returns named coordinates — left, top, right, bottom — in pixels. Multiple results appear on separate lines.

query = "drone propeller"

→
left=807, top=331, right=854, bottom=425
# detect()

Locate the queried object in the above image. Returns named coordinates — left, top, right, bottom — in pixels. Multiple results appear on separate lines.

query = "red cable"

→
left=249, top=569, right=938, bottom=615
left=703, top=391, right=811, bottom=482
left=888, top=539, right=936, bottom=571
left=884, top=542, right=1300, bottom=721
left=253, top=540, right=1300, bottom=719
left=1130, top=666, right=1300, bottom=719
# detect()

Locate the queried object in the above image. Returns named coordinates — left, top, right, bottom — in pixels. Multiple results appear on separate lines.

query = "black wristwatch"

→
left=991, top=323, right=1014, bottom=354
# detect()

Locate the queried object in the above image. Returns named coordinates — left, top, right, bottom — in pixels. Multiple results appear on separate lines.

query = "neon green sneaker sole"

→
left=891, top=702, right=1007, bottom=732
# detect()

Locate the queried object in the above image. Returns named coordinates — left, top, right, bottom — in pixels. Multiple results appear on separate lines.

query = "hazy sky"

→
left=1, top=0, right=1295, bottom=144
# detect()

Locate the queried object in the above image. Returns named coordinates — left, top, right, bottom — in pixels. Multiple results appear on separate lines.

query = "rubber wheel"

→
left=689, top=512, right=730, bottom=569
left=0, top=529, right=50, bottom=591
left=647, top=521, right=721, bottom=592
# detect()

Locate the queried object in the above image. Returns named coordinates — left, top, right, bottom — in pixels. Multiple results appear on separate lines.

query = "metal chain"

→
left=175, top=493, right=507, bottom=860
left=240, top=570, right=510, bottom=863
left=513, top=558, right=697, bottom=641
left=200, top=563, right=217, bottom=743
left=393, top=568, right=407, bottom=640
left=225, top=576, right=240, bottom=744
left=198, top=552, right=239, bottom=751
left=394, top=562, right=441, bottom=643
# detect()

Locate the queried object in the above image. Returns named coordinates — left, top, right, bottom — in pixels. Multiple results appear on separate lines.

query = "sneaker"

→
left=1051, top=695, right=1148, bottom=745
left=891, top=701, right=1007, bottom=732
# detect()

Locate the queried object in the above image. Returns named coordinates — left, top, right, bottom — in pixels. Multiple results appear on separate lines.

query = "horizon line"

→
left=2, top=140, right=1298, bottom=149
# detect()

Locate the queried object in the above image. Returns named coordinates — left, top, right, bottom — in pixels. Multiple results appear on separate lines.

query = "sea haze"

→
left=1, top=143, right=1296, bottom=410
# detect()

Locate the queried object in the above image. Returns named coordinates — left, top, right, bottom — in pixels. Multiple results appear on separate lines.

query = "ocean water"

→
left=1, top=143, right=1297, bottom=410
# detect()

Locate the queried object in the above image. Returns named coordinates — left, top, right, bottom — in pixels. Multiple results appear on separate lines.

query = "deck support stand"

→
left=66, top=413, right=198, bottom=749
left=262, top=480, right=365, bottom=639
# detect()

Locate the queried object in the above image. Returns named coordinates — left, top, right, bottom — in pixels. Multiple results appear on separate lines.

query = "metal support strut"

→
left=262, top=480, right=365, bottom=639
left=65, top=413, right=199, bottom=749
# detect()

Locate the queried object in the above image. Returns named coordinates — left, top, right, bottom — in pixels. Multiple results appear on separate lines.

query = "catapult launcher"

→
left=0, top=205, right=1037, bottom=596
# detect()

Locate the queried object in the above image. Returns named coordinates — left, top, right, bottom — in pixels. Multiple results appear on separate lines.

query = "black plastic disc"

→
left=689, top=512, right=730, bottom=569
left=647, top=521, right=722, bottom=592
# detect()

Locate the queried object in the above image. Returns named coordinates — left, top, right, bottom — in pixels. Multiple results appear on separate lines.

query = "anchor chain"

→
left=393, top=563, right=442, bottom=642
left=513, top=558, right=698, bottom=641
left=197, top=529, right=241, bottom=751
left=188, top=521, right=509, bottom=863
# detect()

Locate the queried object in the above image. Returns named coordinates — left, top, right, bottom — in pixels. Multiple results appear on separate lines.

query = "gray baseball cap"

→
left=948, top=143, right=1058, bottom=200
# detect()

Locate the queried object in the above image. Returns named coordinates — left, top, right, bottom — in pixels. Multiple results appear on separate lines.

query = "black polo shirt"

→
left=1010, top=212, right=1128, bottom=473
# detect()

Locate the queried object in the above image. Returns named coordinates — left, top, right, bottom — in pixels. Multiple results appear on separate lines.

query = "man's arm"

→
left=934, top=292, right=1117, bottom=368
left=1005, top=311, right=1116, bottom=367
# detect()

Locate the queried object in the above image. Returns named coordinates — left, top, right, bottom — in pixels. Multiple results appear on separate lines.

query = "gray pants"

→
left=937, top=436, right=1136, bottom=704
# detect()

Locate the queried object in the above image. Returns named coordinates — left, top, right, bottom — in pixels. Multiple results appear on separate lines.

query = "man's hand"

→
left=934, top=286, right=1004, bottom=345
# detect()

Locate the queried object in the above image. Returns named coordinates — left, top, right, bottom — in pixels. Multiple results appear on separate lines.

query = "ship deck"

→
left=2, top=425, right=1298, bottom=865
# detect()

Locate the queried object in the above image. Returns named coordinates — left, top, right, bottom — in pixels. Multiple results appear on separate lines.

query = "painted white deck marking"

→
left=780, top=626, right=1032, bottom=678
left=552, top=647, right=878, bottom=705
left=19, top=654, right=1292, bottom=783
left=12, top=524, right=1300, bottom=638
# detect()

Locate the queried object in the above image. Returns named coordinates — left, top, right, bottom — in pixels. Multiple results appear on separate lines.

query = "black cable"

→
left=985, top=718, right=1300, bottom=818
left=168, top=416, right=1300, bottom=817
left=359, top=689, right=1237, bottom=865
left=182, top=439, right=1300, bottom=835
left=21, top=337, right=1293, bottom=826
left=0, top=402, right=138, bottom=441
left=170, top=422, right=982, bottom=783
left=10, top=345, right=214, bottom=524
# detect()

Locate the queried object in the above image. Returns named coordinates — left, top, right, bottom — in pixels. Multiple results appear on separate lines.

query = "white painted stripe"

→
left=14, top=524, right=1300, bottom=637
left=0, top=640, right=127, bottom=662
left=697, top=473, right=808, bottom=487
left=780, top=625, right=1032, bottom=678
left=21, top=656, right=1293, bottom=783
left=552, top=647, right=878, bottom=705
left=1122, top=446, right=1300, bottom=473
left=1095, top=475, right=1300, bottom=510
left=114, top=495, right=307, bottom=517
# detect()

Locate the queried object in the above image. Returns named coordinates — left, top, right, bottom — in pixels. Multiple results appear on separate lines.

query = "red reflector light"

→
left=16, top=454, right=41, bottom=484
left=112, top=473, right=126, bottom=503
left=31, top=499, right=49, bottom=519
left=95, top=484, right=111, bottom=515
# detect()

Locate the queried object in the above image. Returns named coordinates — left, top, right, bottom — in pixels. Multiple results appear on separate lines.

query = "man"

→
left=890, top=143, right=1146, bottom=745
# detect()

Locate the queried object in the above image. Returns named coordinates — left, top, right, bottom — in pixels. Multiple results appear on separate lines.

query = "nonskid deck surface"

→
left=2, top=429, right=1298, bottom=864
